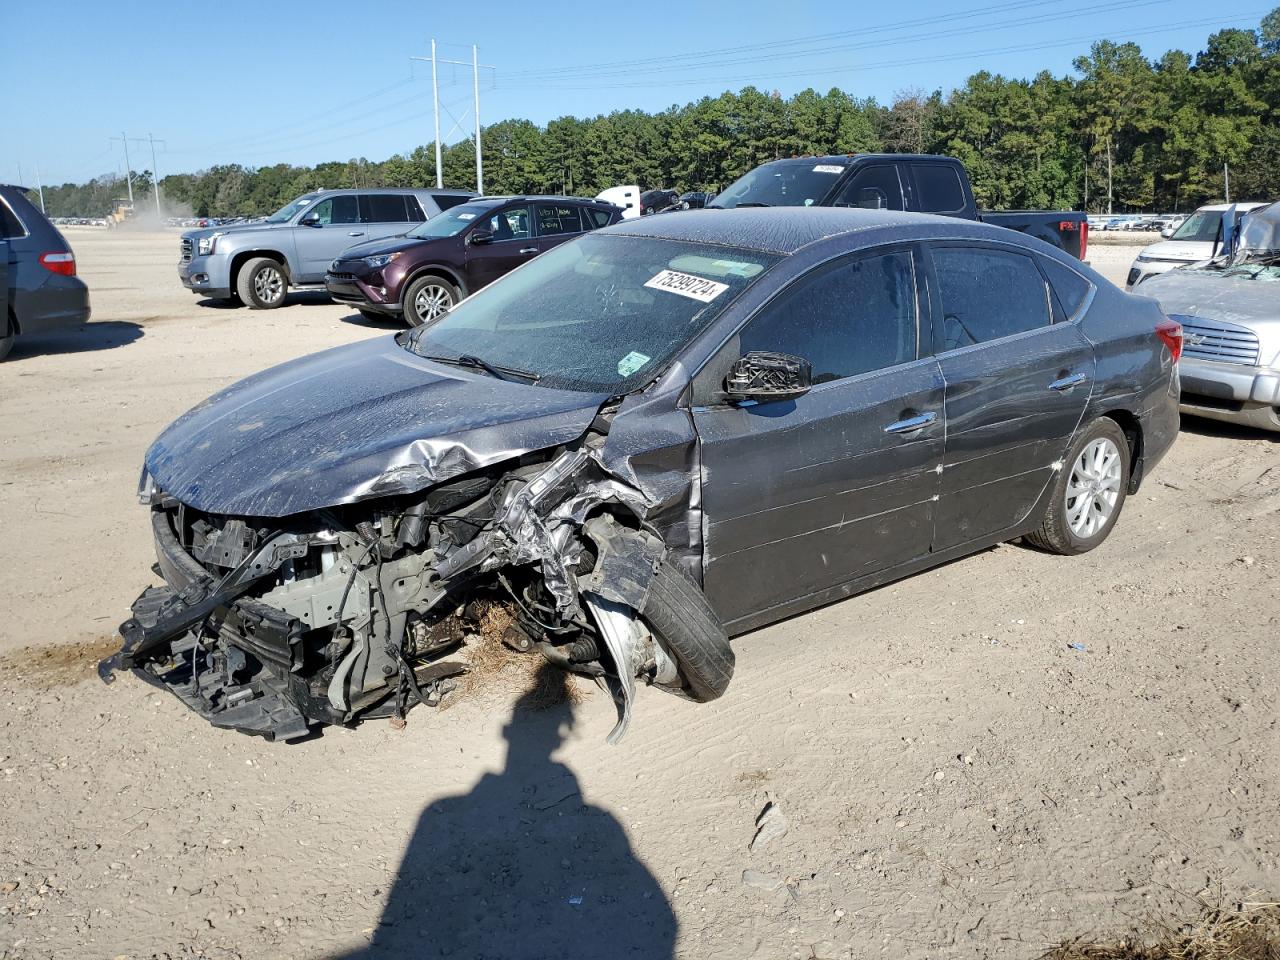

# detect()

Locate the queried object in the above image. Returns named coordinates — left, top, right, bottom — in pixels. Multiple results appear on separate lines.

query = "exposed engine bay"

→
left=99, top=430, right=733, bottom=744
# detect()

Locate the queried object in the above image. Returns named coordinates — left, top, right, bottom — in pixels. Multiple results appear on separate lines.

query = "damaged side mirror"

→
left=724, top=351, right=812, bottom=404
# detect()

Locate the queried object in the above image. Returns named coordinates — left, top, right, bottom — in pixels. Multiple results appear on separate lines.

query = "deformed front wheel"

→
left=236, top=257, right=288, bottom=309
left=641, top=558, right=734, bottom=702
left=1027, top=417, right=1130, bottom=555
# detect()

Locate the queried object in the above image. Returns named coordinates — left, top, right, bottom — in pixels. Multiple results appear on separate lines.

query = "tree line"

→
left=38, top=11, right=1280, bottom=219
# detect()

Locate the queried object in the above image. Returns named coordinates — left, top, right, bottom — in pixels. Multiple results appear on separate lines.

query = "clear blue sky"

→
left=2, top=0, right=1268, bottom=186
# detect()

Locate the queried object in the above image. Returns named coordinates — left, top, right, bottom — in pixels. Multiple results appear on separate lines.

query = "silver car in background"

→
left=1139, top=201, right=1280, bottom=432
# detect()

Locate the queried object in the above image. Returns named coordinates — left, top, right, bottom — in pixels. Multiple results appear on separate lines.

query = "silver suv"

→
left=178, top=188, right=472, bottom=309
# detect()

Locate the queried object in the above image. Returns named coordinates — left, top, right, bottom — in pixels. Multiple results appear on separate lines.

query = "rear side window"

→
left=832, top=165, right=904, bottom=211
left=1038, top=257, right=1092, bottom=320
left=404, top=196, right=427, bottom=222
left=585, top=207, right=614, bottom=229
left=932, top=246, right=1051, bottom=350
left=911, top=164, right=967, bottom=213
left=0, top=198, right=26, bottom=238
left=739, top=249, right=918, bottom=383
left=536, top=204, right=583, bottom=236
left=362, top=194, right=409, bottom=223
left=432, top=193, right=471, bottom=212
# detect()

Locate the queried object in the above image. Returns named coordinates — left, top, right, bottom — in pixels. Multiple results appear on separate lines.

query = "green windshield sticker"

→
left=617, top=351, right=651, bottom=376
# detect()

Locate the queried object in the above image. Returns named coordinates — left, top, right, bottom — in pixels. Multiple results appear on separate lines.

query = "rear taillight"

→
left=1155, top=317, right=1182, bottom=364
left=1079, top=219, right=1088, bottom=261
left=39, top=251, right=76, bottom=277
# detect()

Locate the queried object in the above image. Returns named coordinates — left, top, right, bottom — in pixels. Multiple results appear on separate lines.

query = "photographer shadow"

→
left=345, top=667, right=677, bottom=959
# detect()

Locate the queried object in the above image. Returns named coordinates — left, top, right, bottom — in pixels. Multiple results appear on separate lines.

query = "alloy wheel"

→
left=413, top=284, right=453, bottom=324
left=1065, top=437, right=1122, bottom=538
left=254, top=266, right=284, bottom=305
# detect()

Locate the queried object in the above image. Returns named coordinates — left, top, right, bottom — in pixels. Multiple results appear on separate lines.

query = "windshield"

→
left=266, top=195, right=318, bottom=224
left=400, top=233, right=780, bottom=393
left=407, top=202, right=502, bottom=239
left=1170, top=209, right=1223, bottom=243
left=709, top=160, right=848, bottom=209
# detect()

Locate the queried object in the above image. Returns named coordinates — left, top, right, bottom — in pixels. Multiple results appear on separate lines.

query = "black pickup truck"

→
left=709, top=154, right=1088, bottom=260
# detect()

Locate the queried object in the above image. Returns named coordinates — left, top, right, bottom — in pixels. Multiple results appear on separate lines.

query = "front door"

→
left=692, top=245, right=944, bottom=628
left=464, top=204, right=536, bottom=290
left=294, top=194, right=364, bottom=282
left=926, top=242, right=1096, bottom=550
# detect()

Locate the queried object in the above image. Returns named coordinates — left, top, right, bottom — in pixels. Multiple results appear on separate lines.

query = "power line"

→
left=511, top=10, right=1266, bottom=91
left=506, top=0, right=1172, bottom=85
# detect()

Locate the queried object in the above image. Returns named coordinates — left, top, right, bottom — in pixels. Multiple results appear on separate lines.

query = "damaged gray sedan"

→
left=101, top=209, right=1181, bottom=742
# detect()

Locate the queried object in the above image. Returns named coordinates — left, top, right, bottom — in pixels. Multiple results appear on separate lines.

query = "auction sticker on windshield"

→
left=812, top=164, right=845, bottom=174
left=644, top=269, right=729, bottom=303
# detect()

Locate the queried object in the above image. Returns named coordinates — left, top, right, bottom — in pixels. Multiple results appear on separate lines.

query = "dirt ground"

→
left=0, top=229, right=1275, bottom=960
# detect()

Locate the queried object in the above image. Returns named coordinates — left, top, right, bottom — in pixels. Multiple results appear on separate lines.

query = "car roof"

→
left=310, top=187, right=470, bottom=196
left=1197, top=201, right=1269, bottom=211
left=603, top=207, right=989, bottom=255
left=472, top=194, right=616, bottom=206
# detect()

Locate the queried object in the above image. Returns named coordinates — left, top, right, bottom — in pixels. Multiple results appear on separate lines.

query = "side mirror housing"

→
left=300, top=213, right=321, bottom=227
left=1161, top=227, right=1174, bottom=238
left=725, top=351, right=812, bottom=403
left=469, top=229, right=493, bottom=245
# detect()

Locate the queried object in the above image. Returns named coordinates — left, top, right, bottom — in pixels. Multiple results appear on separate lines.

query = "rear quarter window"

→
left=586, top=208, right=615, bottom=229
left=432, top=194, right=471, bottom=212
left=0, top=198, right=27, bottom=238
left=1038, top=257, right=1093, bottom=320
left=912, top=164, right=967, bottom=213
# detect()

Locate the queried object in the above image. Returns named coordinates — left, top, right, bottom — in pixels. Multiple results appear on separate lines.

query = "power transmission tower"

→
left=412, top=40, right=495, bottom=192
left=110, top=133, right=135, bottom=204
left=129, top=134, right=167, bottom=219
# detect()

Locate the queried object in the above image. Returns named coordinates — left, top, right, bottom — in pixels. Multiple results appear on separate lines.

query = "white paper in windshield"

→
left=617, top=351, right=651, bottom=376
left=456, top=213, right=476, bottom=220
left=644, top=269, right=729, bottom=303
left=812, top=164, right=845, bottom=174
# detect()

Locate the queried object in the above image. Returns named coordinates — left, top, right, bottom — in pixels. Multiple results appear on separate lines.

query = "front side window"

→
left=306, top=195, right=360, bottom=225
left=739, top=249, right=919, bottom=384
left=832, top=166, right=905, bottom=211
left=485, top=205, right=532, bottom=241
left=711, top=159, right=848, bottom=208
left=536, top=204, right=583, bottom=236
left=401, top=234, right=780, bottom=394
left=932, top=246, right=1051, bottom=350
left=267, top=195, right=317, bottom=223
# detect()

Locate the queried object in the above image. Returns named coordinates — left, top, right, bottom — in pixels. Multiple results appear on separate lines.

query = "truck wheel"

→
left=0, top=313, right=14, bottom=362
left=1026, top=417, right=1130, bottom=556
left=641, top=558, right=734, bottom=702
left=402, top=276, right=458, bottom=327
left=236, top=257, right=288, bottom=309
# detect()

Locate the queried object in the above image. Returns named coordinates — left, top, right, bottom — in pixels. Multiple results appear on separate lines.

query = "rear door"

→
left=293, top=194, right=363, bottom=281
left=925, top=241, right=1096, bottom=550
left=533, top=202, right=587, bottom=254
left=692, top=244, right=944, bottom=627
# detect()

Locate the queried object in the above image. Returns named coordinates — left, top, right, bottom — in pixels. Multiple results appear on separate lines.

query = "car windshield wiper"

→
left=732, top=201, right=772, bottom=208
left=422, top=352, right=540, bottom=383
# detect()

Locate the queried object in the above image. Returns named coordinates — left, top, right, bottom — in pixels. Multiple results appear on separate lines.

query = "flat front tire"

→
left=1027, top=417, right=1130, bottom=555
left=236, top=257, right=288, bottom=309
left=641, top=559, right=734, bottom=702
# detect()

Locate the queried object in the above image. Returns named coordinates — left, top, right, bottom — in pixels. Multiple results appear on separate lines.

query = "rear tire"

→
left=402, top=276, right=458, bottom=327
left=1026, top=417, right=1130, bottom=555
left=641, top=559, right=734, bottom=702
left=0, top=313, right=14, bottom=362
left=236, top=257, right=288, bottom=309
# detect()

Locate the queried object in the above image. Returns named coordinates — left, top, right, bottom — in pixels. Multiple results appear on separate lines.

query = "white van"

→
left=1128, top=201, right=1268, bottom=288
left=595, top=185, right=641, bottom=220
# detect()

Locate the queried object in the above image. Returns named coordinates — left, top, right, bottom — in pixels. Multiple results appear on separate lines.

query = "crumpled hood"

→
left=145, top=336, right=607, bottom=517
left=1139, top=268, right=1280, bottom=328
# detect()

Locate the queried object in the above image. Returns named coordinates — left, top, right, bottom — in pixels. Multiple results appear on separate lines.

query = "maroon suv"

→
left=326, top=195, right=623, bottom=325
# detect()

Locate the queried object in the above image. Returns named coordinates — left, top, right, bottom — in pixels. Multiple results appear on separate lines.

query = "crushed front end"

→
left=101, top=444, right=732, bottom=743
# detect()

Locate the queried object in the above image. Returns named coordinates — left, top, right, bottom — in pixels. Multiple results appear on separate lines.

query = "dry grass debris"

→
left=1040, top=900, right=1280, bottom=960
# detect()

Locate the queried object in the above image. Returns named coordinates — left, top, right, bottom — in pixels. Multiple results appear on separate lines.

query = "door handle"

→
left=347, top=231, right=365, bottom=237
left=519, top=246, right=538, bottom=255
left=883, top=411, right=938, bottom=434
left=1049, top=373, right=1088, bottom=391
